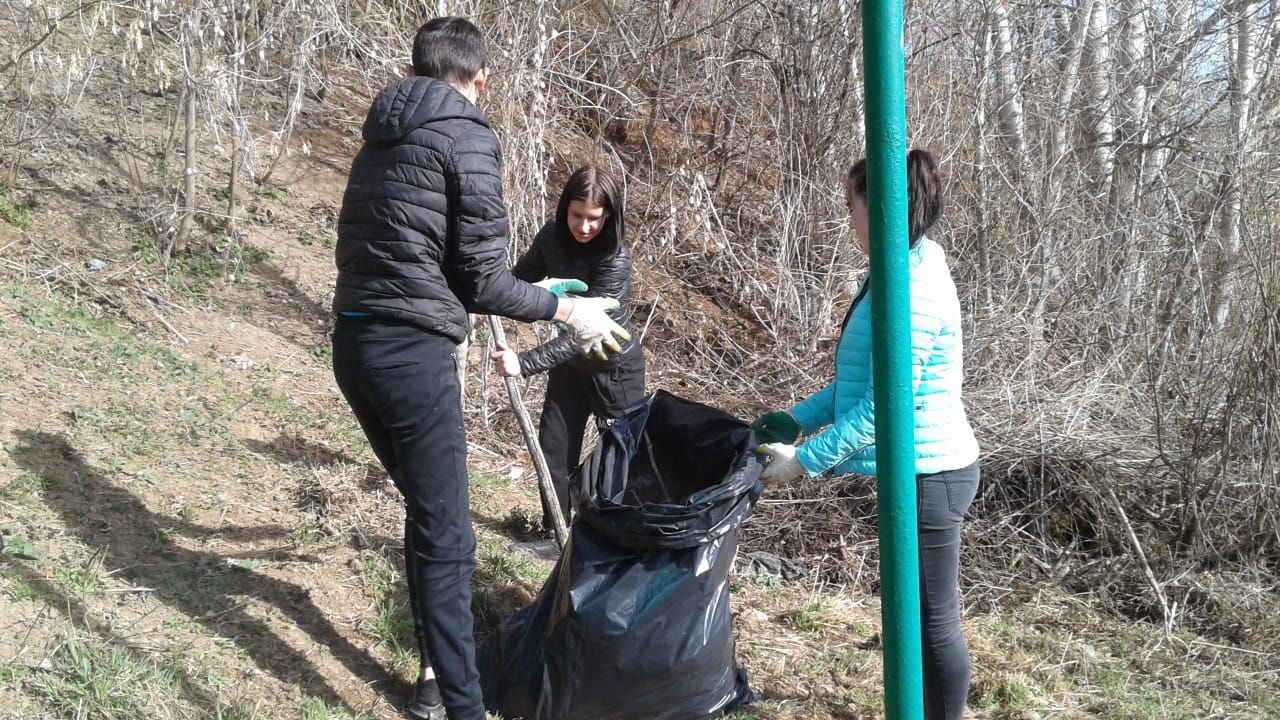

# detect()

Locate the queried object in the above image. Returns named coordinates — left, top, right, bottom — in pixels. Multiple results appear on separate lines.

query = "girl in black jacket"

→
left=491, top=166, right=646, bottom=531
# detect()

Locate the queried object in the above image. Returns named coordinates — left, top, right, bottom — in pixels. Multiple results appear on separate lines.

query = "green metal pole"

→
left=861, top=1, right=923, bottom=719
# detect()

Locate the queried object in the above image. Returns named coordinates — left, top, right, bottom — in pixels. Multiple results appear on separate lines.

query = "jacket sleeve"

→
left=517, top=335, right=580, bottom=376
left=446, top=128, right=557, bottom=321
left=511, top=223, right=552, bottom=283
left=790, top=382, right=837, bottom=434
left=517, top=243, right=634, bottom=376
left=793, top=323, right=935, bottom=476
left=589, top=248, right=632, bottom=323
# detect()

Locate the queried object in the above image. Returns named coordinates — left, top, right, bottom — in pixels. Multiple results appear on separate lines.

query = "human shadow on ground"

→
left=241, top=260, right=333, bottom=353
left=241, top=433, right=384, bottom=488
left=0, top=556, right=233, bottom=713
left=10, top=430, right=400, bottom=714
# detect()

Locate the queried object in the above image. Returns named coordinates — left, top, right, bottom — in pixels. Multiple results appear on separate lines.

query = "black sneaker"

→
left=407, top=678, right=445, bottom=720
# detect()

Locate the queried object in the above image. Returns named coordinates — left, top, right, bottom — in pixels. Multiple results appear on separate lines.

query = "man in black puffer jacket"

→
left=330, top=17, right=629, bottom=720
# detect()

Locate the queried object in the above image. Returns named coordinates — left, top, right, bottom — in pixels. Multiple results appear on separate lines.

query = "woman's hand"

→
left=490, top=339, right=522, bottom=378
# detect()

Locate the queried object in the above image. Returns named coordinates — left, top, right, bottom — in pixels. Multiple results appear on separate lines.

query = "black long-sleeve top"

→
left=511, top=220, right=640, bottom=375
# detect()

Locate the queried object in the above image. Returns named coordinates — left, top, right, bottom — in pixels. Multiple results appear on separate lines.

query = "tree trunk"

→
left=974, top=25, right=995, bottom=308
left=1210, top=2, right=1259, bottom=330
left=991, top=0, right=1028, bottom=164
left=1049, top=0, right=1094, bottom=166
left=1107, top=0, right=1151, bottom=318
left=174, top=71, right=198, bottom=256
left=1032, top=0, right=1096, bottom=341
left=1084, top=0, right=1115, bottom=199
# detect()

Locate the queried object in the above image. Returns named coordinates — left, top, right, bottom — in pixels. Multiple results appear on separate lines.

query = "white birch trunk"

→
left=1084, top=0, right=1115, bottom=197
left=1050, top=0, right=1095, bottom=169
left=1034, top=0, right=1097, bottom=337
left=838, top=0, right=865, bottom=152
left=1211, top=2, right=1259, bottom=330
left=991, top=0, right=1028, bottom=164
left=1139, top=0, right=1195, bottom=211
left=1109, top=0, right=1150, bottom=314
left=975, top=26, right=995, bottom=307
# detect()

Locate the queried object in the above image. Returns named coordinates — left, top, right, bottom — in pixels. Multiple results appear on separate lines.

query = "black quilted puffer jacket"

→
left=511, top=220, right=640, bottom=374
left=333, top=76, right=556, bottom=342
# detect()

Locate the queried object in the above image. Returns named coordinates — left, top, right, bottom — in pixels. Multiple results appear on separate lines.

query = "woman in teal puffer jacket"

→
left=753, top=149, right=979, bottom=720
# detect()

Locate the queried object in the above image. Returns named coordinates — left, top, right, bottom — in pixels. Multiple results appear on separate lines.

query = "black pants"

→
left=917, top=461, right=980, bottom=720
left=537, top=345, right=646, bottom=528
left=331, top=316, right=485, bottom=720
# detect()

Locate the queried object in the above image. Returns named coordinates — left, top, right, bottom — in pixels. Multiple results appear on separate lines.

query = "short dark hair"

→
left=555, top=166, right=624, bottom=256
left=846, top=148, right=943, bottom=248
left=412, top=17, right=487, bottom=85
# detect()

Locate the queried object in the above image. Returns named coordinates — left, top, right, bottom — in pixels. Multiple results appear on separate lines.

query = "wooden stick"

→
left=145, top=294, right=189, bottom=345
left=1107, top=486, right=1174, bottom=635
left=486, top=315, right=569, bottom=549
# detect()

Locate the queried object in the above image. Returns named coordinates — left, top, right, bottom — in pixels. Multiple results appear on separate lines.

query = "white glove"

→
left=565, top=297, right=631, bottom=360
left=758, top=443, right=804, bottom=483
left=490, top=339, right=522, bottom=378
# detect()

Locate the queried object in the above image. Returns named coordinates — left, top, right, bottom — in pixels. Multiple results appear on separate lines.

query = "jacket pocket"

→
left=363, top=359, right=421, bottom=373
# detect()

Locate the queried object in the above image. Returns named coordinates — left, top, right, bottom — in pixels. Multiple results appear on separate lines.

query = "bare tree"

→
left=989, top=0, right=1028, bottom=164
left=1210, top=1, right=1261, bottom=330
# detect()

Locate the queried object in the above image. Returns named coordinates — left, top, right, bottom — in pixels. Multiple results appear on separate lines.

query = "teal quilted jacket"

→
left=789, top=237, right=980, bottom=477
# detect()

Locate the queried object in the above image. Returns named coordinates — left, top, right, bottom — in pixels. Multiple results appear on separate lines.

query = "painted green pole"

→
left=861, top=0, right=923, bottom=718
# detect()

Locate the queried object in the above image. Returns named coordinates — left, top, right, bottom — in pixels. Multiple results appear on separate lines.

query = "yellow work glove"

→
left=565, top=297, right=631, bottom=360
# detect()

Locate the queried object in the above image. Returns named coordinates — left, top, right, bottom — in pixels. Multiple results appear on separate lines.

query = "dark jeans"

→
left=537, top=345, right=646, bottom=528
left=331, top=316, right=485, bottom=720
left=917, top=461, right=980, bottom=720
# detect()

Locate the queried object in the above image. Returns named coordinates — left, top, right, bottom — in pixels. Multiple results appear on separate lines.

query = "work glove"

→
left=757, top=443, right=804, bottom=483
left=534, top=277, right=589, bottom=298
left=490, top=339, right=521, bottom=378
left=751, top=411, right=800, bottom=444
left=565, top=297, right=631, bottom=360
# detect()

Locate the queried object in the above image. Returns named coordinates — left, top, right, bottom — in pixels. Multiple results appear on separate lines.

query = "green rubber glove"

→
left=751, top=411, right=800, bottom=444
left=533, top=277, right=589, bottom=298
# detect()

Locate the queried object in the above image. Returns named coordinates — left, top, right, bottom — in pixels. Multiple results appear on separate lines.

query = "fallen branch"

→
left=144, top=293, right=189, bottom=344
left=1107, top=486, right=1175, bottom=635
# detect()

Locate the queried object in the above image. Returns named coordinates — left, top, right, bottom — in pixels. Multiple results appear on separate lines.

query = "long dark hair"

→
left=846, top=148, right=943, bottom=248
left=554, top=166, right=624, bottom=256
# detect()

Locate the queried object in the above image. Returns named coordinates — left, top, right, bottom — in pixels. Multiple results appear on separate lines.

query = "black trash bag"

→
left=479, top=390, right=763, bottom=720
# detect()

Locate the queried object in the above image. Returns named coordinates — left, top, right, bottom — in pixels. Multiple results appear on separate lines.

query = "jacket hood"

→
left=361, top=76, right=489, bottom=144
